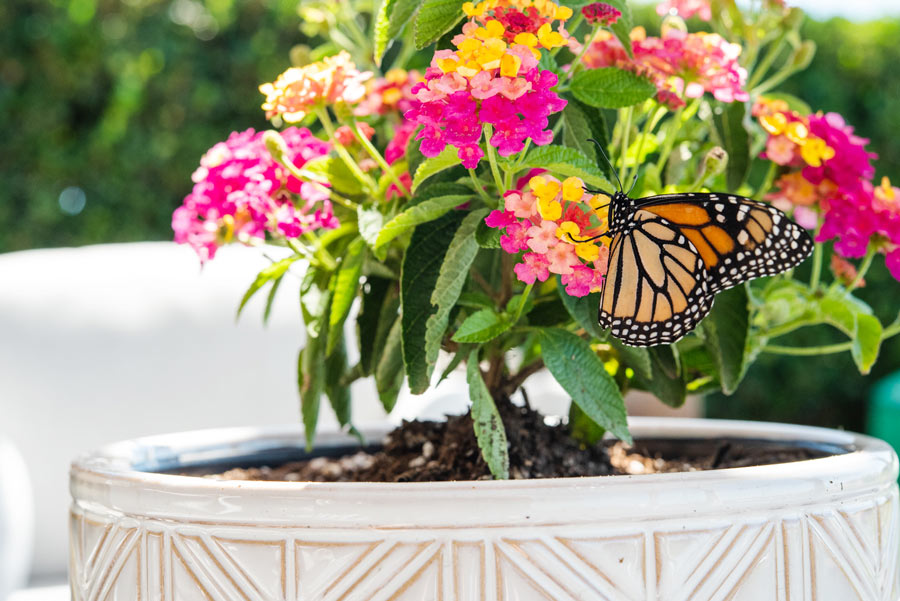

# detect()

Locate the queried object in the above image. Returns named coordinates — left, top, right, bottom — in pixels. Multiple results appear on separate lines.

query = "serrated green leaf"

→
left=604, top=0, right=634, bottom=58
left=438, top=344, right=469, bottom=384
left=401, top=211, right=467, bottom=393
left=327, top=238, right=366, bottom=355
left=425, top=209, right=485, bottom=366
left=713, top=101, right=751, bottom=191
left=557, top=279, right=607, bottom=340
left=568, top=401, right=605, bottom=445
left=390, top=0, right=424, bottom=39
left=237, top=256, right=298, bottom=319
left=518, top=145, right=612, bottom=190
left=700, top=285, right=750, bottom=395
left=325, top=334, right=351, bottom=427
left=412, top=146, right=461, bottom=192
left=610, top=340, right=652, bottom=380
left=414, top=0, right=464, bottom=49
left=299, top=269, right=332, bottom=339
left=853, top=314, right=883, bottom=375
left=358, top=276, right=393, bottom=376
left=299, top=332, right=326, bottom=450
left=373, top=0, right=396, bottom=64
left=375, top=316, right=404, bottom=411
left=452, top=309, right=511, bottom=343
left=357, top=205, right=386, bottom=259
left=301, top=156, right=364, bottom=196
left=467, top=350, right=509, bottom=479
left=540, top=328, right=630, bottom=441
left=561, top=97, right=612, bottom=178
left=475, top=218, right=502, bottom=248
left=571, top=67, right=656, bottom=109
left=376, top=194, right=471, bottom=249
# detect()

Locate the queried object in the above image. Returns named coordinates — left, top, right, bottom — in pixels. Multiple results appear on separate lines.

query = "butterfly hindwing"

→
left=599, top=213, right=714, bottom=346
left=598, top=192, right=813, bottom=347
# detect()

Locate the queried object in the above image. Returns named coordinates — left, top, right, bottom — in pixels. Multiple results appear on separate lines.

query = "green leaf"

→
left=438, top=344, right=469, bottom=384
left=401, top=210, right=467, bottom=393
left=326, top=238, right=366, bottom=355
left=324, top=334, right=352, bottom=427
left=301, top=156, right=364, bottom=196
left=570, top=67, right=656, bottom=109
left=712, top=100, right=751, bottom=191
left=262, top=273, right=284, bottom=325
left=557, top=280, right=607, bottom=340
left=700, top=285, right=750, bottom=395
left=853, top=314, right=883, bottom=375
left=475, top=218, right=501, bottom=248
left=561, top=97, right=612, bottom=178
left=237, top=256, right=298, bottom=319
left=375, top=0, right=424, bottom=62
left=467, top=350, right=510, bottom=479
left=452, top=309, right=511, bottom=343
left=610, top=340, right=652, bottom=380
left=412, top=146, right=461, bottom=192
left=298, top=334, right=326, bottom=451
left=299, top=269, right=332, bottom=339
left=425, top=209, right=485, bottom=367
left=357, top=205, right=385, bottom=254
left=375, top=194, right=471, bottom=249
left=568, top=402, right=605, bottom=445
left=623, top=132, right=660, bottom=167
left=540, top=328, right=630, bottom=441
left=518, top=145, right=612, bottom=190
left=375, top=316, right=405, bottom=411
left=414, top=0, right=464, bottom=49
left=358, top=276, right=393, bottom=376
left=604, top=0, right=634, bottom=58
left=643, top=346, right=686, bottom=408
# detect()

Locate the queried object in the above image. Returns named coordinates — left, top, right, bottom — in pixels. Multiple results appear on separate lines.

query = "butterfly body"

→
left=597, top=191, right=814, bottom=347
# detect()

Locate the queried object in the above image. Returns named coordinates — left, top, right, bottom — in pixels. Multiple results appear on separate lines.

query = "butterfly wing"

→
left=599, top=193, right=813, bottom=347
left=599, top=215, right=712, bottom=346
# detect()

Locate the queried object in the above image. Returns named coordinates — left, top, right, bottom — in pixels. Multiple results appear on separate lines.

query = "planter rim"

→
left=70, top=417, right=899, bottom=529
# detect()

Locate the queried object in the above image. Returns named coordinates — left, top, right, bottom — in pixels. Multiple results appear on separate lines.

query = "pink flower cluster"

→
left=656, top=0, right=712, bottom=21
left=172, top=128, right=336, bottom=262
left=583, top=27, right=749, bottom=104
left=582, top=2, right=621, bottom=26
left=355, top=68, right=422, bottom=166
left=484, top=173, right=610, bottom=296
left=404, top=23, right=566, bottom=169
left=755, top=99, right=900, bottom=281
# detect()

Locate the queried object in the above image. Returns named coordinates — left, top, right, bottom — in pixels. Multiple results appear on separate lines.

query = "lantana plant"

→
left=173, top=0, right=900, bottom=478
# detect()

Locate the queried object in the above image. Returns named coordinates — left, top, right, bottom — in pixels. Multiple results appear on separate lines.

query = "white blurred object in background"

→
left=0, top=436, right=34, bottom=600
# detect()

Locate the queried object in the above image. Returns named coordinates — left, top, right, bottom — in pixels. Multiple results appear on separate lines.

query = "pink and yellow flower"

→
left=583, top=26, right=749, bottom=104
left=172, top=128, right=335, bottom=262
left=260, top=51, right=373, bottom=123
left=486, top=175, right=610, bottom=295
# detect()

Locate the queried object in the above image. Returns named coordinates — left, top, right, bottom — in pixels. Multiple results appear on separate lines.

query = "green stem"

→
left=565, top=23, right=599, bottom=81
left=627, top=106, right=663, bottom=188
left=512, top=283, right=534, bottom=323
left=483, top=125, right=506, bottom=192
left=762, top=342, right=854, bottom=356
left=746, top=32, right=787, bottom=90
left=808, top=224, right=823, bottom=291
left=762, top=319, right=813, bottom=340
left=753, top=65, right=801, bottom=95
left=285, top=239, right=318, bottom=265
left=618, top=106, right=634, bottom=185
left=844, top=247, right=877, bottom=295
left=655, top=105, right=685, bottom=178
left=269, top=143, right=358, bottom=210
left=754, top=161, right=778, bottom=198
left=516, top=139, right=532, bottom=167
left=301, top=232, right=338, bottom=271
left=315, top=108, right=377, bottom=193
left=351, top=120, right=410, bottom=198
left=468, top=168, right=493, bottom=205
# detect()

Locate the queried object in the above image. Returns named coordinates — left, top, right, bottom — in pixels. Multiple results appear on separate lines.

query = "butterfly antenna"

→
left=588, top=138, right=623, bottom=193
left=626, top=174, right=638, bottom=196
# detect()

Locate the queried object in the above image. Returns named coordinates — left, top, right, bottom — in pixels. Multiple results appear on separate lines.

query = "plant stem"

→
left=315, top=108, right=377, bottom=193
left=511, top=283, right=534, bottom=323
left=754, top=161, right=778, bottom=198
left=762, top=342, right=855, bottom=356
left=618, top=106, right=634, bottom=185
left=301, top=232, right=338, bottom=271
left=351, top=120, right=410, bottom=198
left=469, top=168, right=493, bottom=205
left=267, top=137, right=358, bottom=210
left=483, top=125, right=506, bottom=192
left=746, top=31, right=787, bottom=90
left=845, top=247, right=876, bottom=295
left=808, top=223, right=823, bottom=291
left=655, top=105, right=684, bottom=178
left=565, top=23, right=599, bottom=82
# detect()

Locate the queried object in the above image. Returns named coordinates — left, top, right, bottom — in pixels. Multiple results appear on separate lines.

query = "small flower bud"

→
left=581, top=3, right=621, bottom=26
left=661, top=14, right=688, bottom=35
left=263, top=130, right=290, bottom=163
left=790, top=40, right=816, bottom=70
left=700, top=146, right=729, bottom=180
left=781, top=7, right=804, bottom=30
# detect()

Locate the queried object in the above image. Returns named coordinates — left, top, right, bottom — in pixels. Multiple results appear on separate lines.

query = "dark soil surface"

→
left=201, top=403, right=832, bottom=483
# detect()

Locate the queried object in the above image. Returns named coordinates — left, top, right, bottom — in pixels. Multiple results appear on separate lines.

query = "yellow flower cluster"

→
left=530, top=175, right=607, bottom=261
left=759, top=111, right=836, bottom=168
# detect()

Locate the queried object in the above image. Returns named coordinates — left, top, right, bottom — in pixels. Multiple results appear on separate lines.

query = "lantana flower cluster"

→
left=583, top=26, right=749, bottom=105
left=260, top=51, right=373, bottom=123
left=172, top=128, right=335, bottom=262
left=755, top=99, right=900, bottom=280
left=355, top=68, right=422, bottom=166
left=485, top=174, right=610, bottom=296
left=404, top=0, right=570, bottom=168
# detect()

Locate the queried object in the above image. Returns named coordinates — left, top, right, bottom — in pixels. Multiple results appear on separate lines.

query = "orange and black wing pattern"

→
left=599, top=193, right=813, bottom=346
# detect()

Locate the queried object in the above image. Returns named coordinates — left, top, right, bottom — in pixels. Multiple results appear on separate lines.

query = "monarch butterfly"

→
left=580, top=145, right=814, bottom=347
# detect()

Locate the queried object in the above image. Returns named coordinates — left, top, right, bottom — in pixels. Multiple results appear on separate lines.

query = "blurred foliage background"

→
left=1, top=0, right=897, bottom=430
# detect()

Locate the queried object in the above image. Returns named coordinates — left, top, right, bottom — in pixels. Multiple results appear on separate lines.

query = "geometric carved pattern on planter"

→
left=69, top=490, right=900, bottom=601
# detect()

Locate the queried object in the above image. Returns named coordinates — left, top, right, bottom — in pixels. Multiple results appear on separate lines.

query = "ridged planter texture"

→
left=70, top=418, right=899, bottom=601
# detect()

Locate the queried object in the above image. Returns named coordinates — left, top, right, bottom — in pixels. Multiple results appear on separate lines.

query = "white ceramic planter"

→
left=70, top=418, right=899, bottom=601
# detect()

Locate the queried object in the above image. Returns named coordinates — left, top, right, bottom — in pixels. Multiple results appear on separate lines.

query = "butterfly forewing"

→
left=598, top=192, right=813, bottom=347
